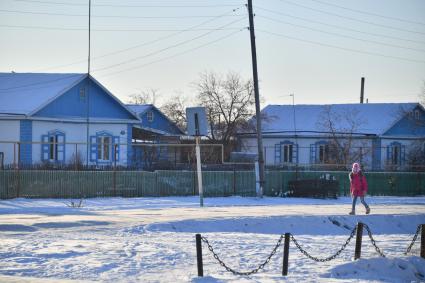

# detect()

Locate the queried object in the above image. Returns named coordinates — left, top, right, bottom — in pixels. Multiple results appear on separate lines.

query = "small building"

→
left=0, top=73, right=140, bottom=168
left=126, top=104, right=184, bottom=169
left=238, top=103, right=425, bottom=171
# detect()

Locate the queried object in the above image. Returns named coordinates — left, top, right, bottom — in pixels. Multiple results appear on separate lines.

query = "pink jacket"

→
left=349, top=172, right=368, bottom=197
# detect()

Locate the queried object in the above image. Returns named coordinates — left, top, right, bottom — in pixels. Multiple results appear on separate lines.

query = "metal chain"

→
left=201, top=234, right=284, bottom=276
left=405, top=224, right=422, bottom=255
left=363, top=224, right=386, bottom=257
left=290, top=226, right=357, bottom=262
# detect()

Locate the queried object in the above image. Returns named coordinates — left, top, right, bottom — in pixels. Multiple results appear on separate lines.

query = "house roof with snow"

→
left=127, top=104, right=184, bottom=136
left=0, top=72, right=139, bottom=122
left=254, top=103, right=424, bottom=136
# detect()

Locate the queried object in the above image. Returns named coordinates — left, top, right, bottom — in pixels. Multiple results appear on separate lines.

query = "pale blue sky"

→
left=1, top=0, right=424, bottom=106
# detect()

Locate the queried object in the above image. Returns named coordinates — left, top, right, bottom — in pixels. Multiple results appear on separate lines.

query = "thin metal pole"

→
left=247, top=0, right=264, bottom=198
left=196, top=137, right=203, bottom=207
left=86, top=0, right=91, bottom=167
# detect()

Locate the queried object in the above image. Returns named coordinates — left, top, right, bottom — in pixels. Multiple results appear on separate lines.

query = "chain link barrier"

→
left=290, top=226, right=357, bottom=262
left=363, top=224, right=386, bottom=257
left=201, top=234, right=284, bottom=276
left=405, top=224, right=422, bottom=255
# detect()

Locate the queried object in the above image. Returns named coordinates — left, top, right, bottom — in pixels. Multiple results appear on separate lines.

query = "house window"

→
left=414, top=110, right=420, bottom=120
left=79, top=87, right=86, bottom=101
left=388, top=142, right=404, bottom=166
left=49, top=135, right=59, bottom=161
left=318, top=144, right=329, bottom=163
left=41, top=131, right=65, bottom=162
left=282, top=144, right=293, bottom=163
left=147, top=111, right=154, bottom=122
left=97, top=136, right=111, bottom=161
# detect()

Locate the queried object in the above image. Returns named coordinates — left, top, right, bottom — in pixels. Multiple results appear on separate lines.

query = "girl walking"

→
left=349, top=162, right=370, bottom=215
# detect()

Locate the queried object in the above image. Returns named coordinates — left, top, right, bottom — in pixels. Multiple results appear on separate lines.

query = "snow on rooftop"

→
left=0, top=73, right=86, bottom=115
left=126, top=104, right=153, bottom=116
left=261, top=103, right=418, bottom=135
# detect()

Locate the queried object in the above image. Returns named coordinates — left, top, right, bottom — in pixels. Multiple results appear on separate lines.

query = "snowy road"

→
left=0, top=196, right=424, bottom=282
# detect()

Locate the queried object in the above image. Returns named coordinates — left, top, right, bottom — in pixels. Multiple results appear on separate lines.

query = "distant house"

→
left=238, top=103, right=425, bottom=170
left=126, top=104, right=183, bottom=141
left=126, top=104, right=184, bottom=169
left=0, top=73, right=140, bottom=167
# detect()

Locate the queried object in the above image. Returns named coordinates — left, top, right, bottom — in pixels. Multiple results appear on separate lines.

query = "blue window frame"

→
left=387, top=142, right=405, bottom=166
left=310, top=141, right=329, bottom=164
left=90, top=131, right=120, bottom=164
left=41, top=130, right=65, bottom=163
left=275, top=141, right=298, bottom=164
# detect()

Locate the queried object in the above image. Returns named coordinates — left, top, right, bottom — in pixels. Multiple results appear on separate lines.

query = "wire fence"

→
left=1, top=140, right=425, bottom=172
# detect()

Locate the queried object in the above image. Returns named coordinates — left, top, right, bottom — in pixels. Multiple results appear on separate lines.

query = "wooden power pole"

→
left=247, top=0, right=265, bottom=197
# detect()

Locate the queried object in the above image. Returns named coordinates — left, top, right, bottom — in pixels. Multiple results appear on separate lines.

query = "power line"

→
left=98, top=29, right=245, bottom=78
left=13, top=0, right=243, bottom=8
left=258, top=15, right=425, bottom=53
left=0, top=9, right=244, bottom=19
left=309, top=0, right=425, bottom=26
left=278, top=0, right=425, bottom=36
left=0, top=24, right=242, bottom=32
left=257, top=29, right=425, bottom=64
left=0, top=74, right=83, bottom=92
left=34, top=7, right=244, bottom=72
left=93, top=17, right=246, bottom=72
left=255, top=6, right=425, bottom=45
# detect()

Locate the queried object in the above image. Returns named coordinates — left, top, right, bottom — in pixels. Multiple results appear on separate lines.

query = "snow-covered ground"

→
left=0, top=196, right=424, bottom=283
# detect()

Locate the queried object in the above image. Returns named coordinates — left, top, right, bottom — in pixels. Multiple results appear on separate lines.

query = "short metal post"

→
left=196, top=234, right=203, bottom=277
left=354, top=222, right=363, bottom=260
left=282, top=233, right=290, bottom=276
left=421, top=224, right=425, bottom=259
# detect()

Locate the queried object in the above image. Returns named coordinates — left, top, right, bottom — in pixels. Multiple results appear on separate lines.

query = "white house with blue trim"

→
left=0, top=73, right=140, bottom=167
left=239, top=103, right=425, bottom=170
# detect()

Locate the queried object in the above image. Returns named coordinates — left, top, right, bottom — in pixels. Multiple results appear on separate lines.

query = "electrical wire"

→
left=0, top=8, right=244, bottom=19
left=0, top=24, right=242, bottom=32
left=257, top=29, right=425, bottom=64
left=98, top=28, right=245, bottom=78
left=92, top=17, right=246, bottom=72
left=255, top=6, right=425, bottom=45
left=309, top=0, right=425, bottom=26
left=33, top=6, right=244, bottom=72
left=13, top=0, right=243, bottom=8
left=278, top=0, right=425, bottom=36
left=0, top=74, right=83, bottom=92
left=258, top=15, right=425, bottom=53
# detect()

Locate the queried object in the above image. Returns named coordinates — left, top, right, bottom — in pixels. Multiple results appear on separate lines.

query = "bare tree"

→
left=128, top=88, right=160, bottom=105
left=194, top=71, right=256, bottom=159
left=317, top=105, right=370, bottom=168
left=160, top=92, right=188, bottom=131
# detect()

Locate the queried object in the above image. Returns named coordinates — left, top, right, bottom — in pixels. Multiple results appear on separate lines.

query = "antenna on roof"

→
left=360, top=77, right=365, bottom=104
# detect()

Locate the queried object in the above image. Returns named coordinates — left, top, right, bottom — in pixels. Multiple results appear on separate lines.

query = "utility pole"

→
left=86, top=0, right=91, bottom=166
left=247, top=0, right=264, bottom=198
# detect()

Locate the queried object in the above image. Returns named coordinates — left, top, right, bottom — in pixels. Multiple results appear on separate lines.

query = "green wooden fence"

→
left=0, top=170, right=424, bottom=199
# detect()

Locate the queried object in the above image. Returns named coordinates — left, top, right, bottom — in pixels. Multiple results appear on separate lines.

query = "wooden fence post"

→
left=282, top=233, right=290, bottom=276
left=196, top=234, right=203, bottom=277
left=354, top=222, right=363, bottom=260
